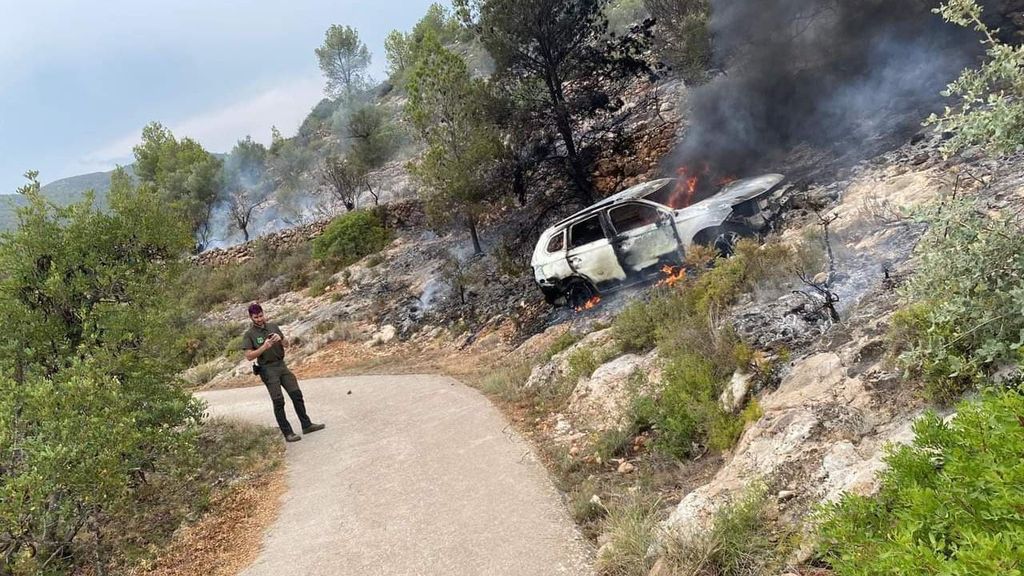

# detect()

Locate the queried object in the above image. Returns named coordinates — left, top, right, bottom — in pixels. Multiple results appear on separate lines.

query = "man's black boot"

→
left=284, top=433, right=302, bottom=443
left=302, top=423, right=326, bottom=434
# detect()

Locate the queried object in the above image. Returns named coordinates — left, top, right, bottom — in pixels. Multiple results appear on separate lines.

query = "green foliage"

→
left=644, top=0, right=712, bottom=82
left=184, top=241, right=317, bottom=310
left=315, top=24, right=371, bottom=100
left=133, top=122, right=222, bottom=243
left=893, top=198, right=1024, bottom=404
left=660, top=483, right=793, bottom=575
left=606, top=0, right=648, bottom=34
left=406, top=37, right=502, bottom=254
left=610, top=240, right=798, bottom=457
left=569, top=479, right=608, bottom=527
left=174, top=321, right=248, bottom=368
left=312, top=210, right=391, bottom=267
left=655, top=352, right=738, bottom=458
left=567, top=346, right=602, bottom=381
left=817, top=392, right=1024, bottom=575
left=480, top=361, right=535, bottom=403
left=346, top=104, right=401, bottom=175
left=596, top=494, right=662, bottom=576
left=595, top=428, right=634, bottom=461
left=926, top=0, right=1024, bottom=157
left=545, top=331, right=583, bottom=360
left=386, top=3, right=468, bottom=86
left=468, top=0, right=655, bottom=203
left=0, top=174, right=205, bottom=574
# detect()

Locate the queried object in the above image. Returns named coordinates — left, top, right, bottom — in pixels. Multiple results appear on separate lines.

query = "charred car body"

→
left=531, top=174, right=786, bottom=307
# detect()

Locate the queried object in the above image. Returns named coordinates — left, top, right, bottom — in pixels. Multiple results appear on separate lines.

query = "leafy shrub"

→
left=567, top=346, right=602, bottom=381
left=654, top=352, right=740, bottom=458
left=817, top=392, right=1024, bottom=575
left=312, top=210, right=391, bottom=267
left=184, top=242, right=317, bottom=310
left=609, top=240, right=798, bottom=457
left=926, top=0, right=1024, bottom=157
left=893, top=198, right=1024, bottom=403
left=660, top=482, right=793, bottom=576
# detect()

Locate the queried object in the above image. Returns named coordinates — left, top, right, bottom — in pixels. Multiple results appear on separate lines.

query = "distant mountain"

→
left=0, top=167, right=133, bottom=231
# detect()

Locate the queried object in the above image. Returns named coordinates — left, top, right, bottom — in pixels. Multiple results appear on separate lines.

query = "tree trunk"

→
left=242, top=227, right=250, bottom=243
left=544, top=72, right=594, bottom=204
left=468, top=218, right=483, bottom=255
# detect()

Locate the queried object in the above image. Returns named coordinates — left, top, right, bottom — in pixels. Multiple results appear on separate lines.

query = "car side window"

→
left=546, top=230, right=565, bottom=253
left=609, top=203, right=662, bottom=234
left=569, top=216, right=606, bottom=250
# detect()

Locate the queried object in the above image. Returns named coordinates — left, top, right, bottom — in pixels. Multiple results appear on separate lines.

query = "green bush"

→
left=660, top=482, right=793, bottom=575
left=312, top=210, right=391, bottom=267
left=926, top=0, right=1024, bottom=157
left=893, top=198, right=1024, bottom=404
left=817, top=391, right=1024, bottom=575
left=608, top=240, right=797, bottom=457
left=653, top=352, right=742, bottom=458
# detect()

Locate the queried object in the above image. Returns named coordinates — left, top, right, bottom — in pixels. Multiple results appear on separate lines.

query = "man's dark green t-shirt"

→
left=243, top=323, right=286, bottom=365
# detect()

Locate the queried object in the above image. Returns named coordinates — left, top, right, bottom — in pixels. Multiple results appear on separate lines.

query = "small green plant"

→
left=307, top=272, right=333, bottom=297
left=544, top=330, right=582, bottom=360
left=817, top=391, right=1024, bottom=575
left=595, top=428, right=634, bottom=461
left=312, top=210, right=391, bottom=267
left=480, top=361, right=534, bottom=403
left=596, top=494, right=663, bottom=576
left=570, top=478, right=608, bottom=528
left=567, top=346, right=601, bottom=381
left=659, top=482, right=793, bottom=576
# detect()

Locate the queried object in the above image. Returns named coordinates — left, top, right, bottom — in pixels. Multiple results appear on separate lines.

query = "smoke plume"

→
left=670, top=0, right=987, bottom=182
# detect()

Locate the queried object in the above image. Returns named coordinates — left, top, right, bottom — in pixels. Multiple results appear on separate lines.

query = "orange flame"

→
left=657, top=265, right=687, bottom=288
left=575, top=296, right=602, bottom=313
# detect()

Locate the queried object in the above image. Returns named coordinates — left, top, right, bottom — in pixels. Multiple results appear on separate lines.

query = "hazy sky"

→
left=0, top=0, right=437, bottom=193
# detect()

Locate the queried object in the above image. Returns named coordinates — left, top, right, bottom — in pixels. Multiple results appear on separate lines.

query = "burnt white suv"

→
left=531, top=174, right=785, bottom=307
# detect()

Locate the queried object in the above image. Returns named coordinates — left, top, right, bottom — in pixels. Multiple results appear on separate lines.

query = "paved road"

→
left=199, top=375, right=592, bottom=576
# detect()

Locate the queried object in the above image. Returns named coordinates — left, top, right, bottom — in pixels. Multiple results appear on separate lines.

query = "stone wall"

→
left=193, top=198, right=426, bottom=268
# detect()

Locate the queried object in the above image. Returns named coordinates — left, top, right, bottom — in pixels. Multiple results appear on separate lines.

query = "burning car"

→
left=531, top=174, right=785, bottom=307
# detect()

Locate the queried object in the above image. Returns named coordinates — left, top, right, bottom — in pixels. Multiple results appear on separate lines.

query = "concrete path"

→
left=198, top=375, right=592, bottom=576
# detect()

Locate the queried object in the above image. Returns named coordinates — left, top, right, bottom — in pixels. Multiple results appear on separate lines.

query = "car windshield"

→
left=641, top=180, right=679, bottom=208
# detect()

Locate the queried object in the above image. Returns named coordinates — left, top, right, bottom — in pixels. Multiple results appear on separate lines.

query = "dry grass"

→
left=131, top=466, right=287, bottom=576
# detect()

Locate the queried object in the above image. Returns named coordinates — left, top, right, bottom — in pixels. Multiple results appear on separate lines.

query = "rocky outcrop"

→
left=667, top=347, right=921, bottom=534
left=567, top=350, right=661, bottom=432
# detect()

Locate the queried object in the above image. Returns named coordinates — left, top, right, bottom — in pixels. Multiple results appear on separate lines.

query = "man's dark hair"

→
left=248, top=302, right=264, bottom=316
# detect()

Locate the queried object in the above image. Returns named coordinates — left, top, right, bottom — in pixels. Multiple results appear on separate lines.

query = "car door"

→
left=607, top=202, right=682, bottom=275
left=566, top=214, right=626, bottom=285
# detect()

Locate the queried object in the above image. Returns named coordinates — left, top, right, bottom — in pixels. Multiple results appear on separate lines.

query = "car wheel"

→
left=564, top=278, right=598, bottom=309
left=702, top=224, right=755, bottom=258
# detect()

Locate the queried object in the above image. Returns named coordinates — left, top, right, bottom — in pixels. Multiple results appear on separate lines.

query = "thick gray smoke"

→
left=670, top=0, right=986, bottom=184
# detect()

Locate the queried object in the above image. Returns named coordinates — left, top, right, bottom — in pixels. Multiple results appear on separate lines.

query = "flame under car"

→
left=531, top=174, right=785, bottom=308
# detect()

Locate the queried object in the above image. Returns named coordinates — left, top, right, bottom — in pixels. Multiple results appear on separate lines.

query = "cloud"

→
left=75, top=75, right=324, bottom=173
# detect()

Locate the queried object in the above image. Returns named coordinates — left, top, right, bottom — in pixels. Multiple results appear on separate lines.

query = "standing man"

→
left=243, top=302, right=325, bottom=442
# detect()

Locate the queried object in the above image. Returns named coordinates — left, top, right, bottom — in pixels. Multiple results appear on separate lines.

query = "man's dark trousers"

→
left=259, top=361, right=312, bottom=436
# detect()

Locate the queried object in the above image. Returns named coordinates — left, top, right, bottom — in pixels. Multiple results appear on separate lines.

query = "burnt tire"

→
left=564, top=278, right=598, bottom=309
left=699, top=224, right=756, bottom=258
